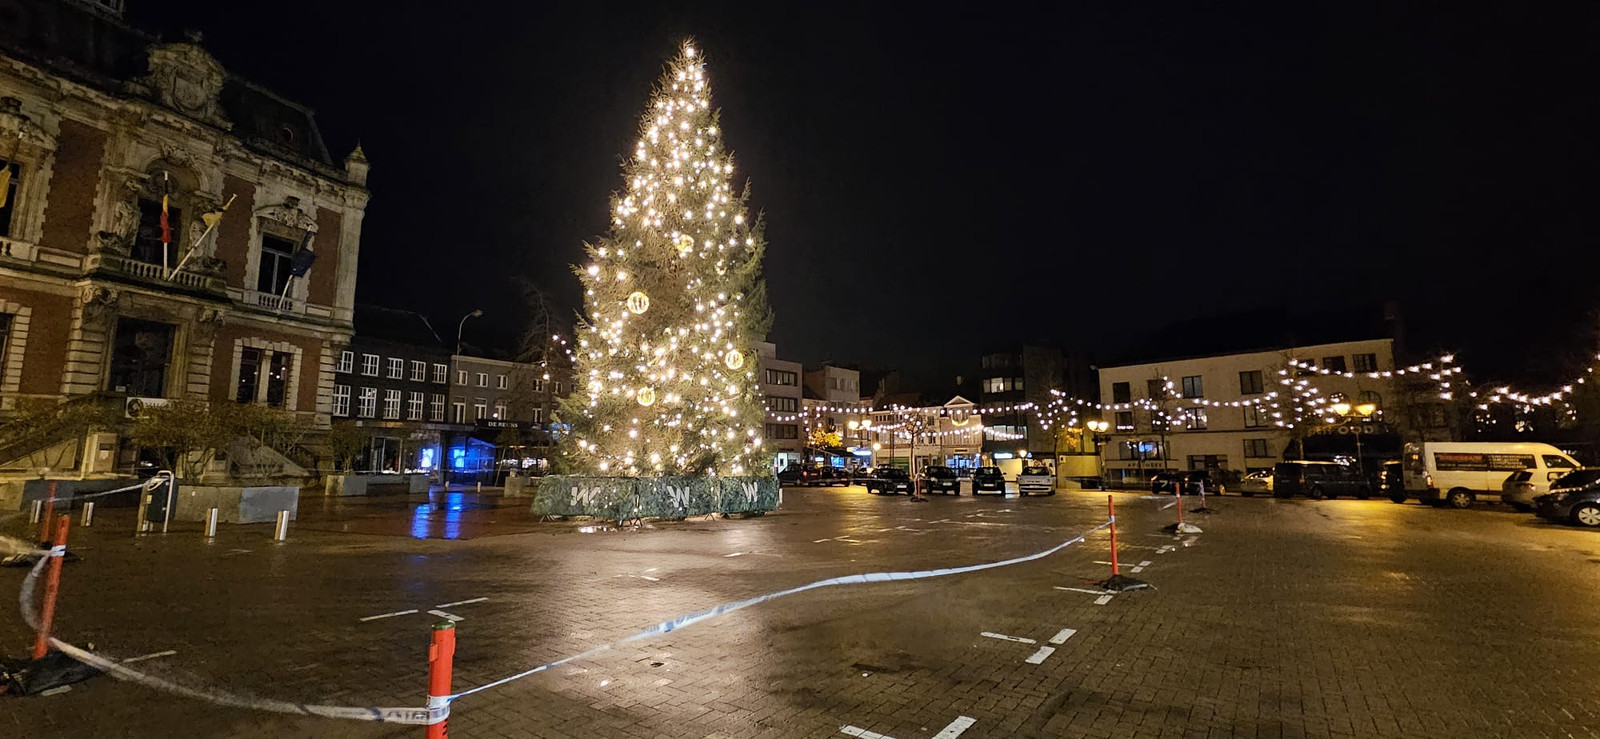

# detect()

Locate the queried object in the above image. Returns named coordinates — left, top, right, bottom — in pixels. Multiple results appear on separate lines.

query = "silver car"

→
left=1017, top=467, right=1054, bottom=496
left=1502, top=468, right=1585, bottom=511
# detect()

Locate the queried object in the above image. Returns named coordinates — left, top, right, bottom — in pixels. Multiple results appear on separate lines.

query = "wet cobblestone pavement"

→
left=5, top=487, right=1600, bottom=738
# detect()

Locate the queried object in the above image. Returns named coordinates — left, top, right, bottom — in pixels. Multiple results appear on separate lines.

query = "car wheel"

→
left=1309, top=486, right=1325, bottom=500
left=1446, top=488, right=1473, bottom=509
left=1572, top=503, right=1600, bottom=528
left=1356, top=486, right=1371, bottom=500
left=1389, top=493, right=1406, bottom=504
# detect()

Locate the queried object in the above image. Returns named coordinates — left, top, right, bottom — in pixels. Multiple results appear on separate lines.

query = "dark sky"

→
left=128, top=2, right=1600, bottom=389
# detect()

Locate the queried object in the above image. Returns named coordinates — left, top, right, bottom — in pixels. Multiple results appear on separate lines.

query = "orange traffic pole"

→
left=1107, top=494, right=1120, bottom=576
left=425, top=621, right=456, bottom=738
left=38, top=481, right=57, bottom=542
left=32, top=514, right=70, bottom=659
left=1176, top=488, right=1185, bottom=525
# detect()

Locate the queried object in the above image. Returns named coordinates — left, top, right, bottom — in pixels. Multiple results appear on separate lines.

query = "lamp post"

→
left=442, top=309, right=483, bottom=491
left=1328, top=394, right=1378, bottom=478
left=1087, top=419, right=1111, bottom=489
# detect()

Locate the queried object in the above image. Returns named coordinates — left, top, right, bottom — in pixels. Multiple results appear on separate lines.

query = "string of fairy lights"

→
left=755, top=350, right=1600, bottom=441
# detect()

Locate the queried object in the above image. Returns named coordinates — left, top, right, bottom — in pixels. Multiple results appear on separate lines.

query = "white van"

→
left=1401, top=442, right=1579, bottom=509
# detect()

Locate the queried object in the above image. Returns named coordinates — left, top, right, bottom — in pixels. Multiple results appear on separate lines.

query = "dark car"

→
left=1272, top=461, right=1371, bottom=499
left=1150, top=471, right=1222, bottom=496
left=1379, top=460, right=1405, bottom=503
left=920, top=465, right=960, bottom=495
left=1535, top=469, right=1600, bottom=528
left=972, top=466, right=1005, bottom=495
left=865, top=467, right=912, bottom=495
left=777, top=464, right=847, bottom=487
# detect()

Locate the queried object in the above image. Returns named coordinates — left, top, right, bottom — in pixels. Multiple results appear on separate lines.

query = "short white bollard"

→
left=476, top=481, right=482, bottom=493
left=273, top=510, right=290, bottom=542
left=81, top=501, right=95, bottom=527
left=29, top=499, right=42, bottom=525
left=204, top=507, right=219, bottom=538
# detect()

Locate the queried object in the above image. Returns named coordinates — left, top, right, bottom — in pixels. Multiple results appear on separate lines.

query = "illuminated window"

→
left=332, top=384, right=351, bottom=416
left=764, top=369, right=797, bottom=386
left=337, top=351, right=353, bottom=374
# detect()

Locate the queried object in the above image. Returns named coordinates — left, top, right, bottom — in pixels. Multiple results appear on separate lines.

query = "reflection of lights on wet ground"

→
left=410, top=492, right=466, bottom=540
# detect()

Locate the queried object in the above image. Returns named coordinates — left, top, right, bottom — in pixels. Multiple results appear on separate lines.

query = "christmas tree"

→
left=557, top=41, right=772, bottom=478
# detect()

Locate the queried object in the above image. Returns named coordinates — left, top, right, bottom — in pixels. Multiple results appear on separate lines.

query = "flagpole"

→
left=160, top=171, right=171, bottom=280
left=168, top=193, right=236, bottom=282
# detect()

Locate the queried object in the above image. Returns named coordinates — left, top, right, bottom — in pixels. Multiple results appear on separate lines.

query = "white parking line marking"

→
left=1048, top=628, right=1076, bottom=644
left=426, top=609, right=463, bottom=623
left=840, top=725, right=894, bottom=739
left=1131, top=565, right=1145, bottom=573
left=1094, top=594, right=1115, bottom=606
left=1055, top=586, right=1105, bottom=595
left=359, top=609, right=418, bottom=622
left=932, top=716, right=977, bottom=739
left=980, top=632, right=1036, bottom=644
left=435, top=597, right=488, bottom=608
left=121, top=650, right=177, bottom=664
left=1139, top=560, right=1153, bottom=567
left=1024, top=646, right=1056, bottom=664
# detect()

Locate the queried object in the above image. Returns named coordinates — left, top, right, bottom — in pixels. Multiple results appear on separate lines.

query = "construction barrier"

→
left=533, top=475, right=779, bottom=520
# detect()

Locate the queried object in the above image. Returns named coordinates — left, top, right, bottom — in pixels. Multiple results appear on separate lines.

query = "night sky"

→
left=127, top=2, right=1600, bottom=390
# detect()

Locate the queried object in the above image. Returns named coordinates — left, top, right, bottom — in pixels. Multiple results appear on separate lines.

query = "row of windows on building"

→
left=1109, top=355, right=1379, bottom=404
left=764, top=422, right=800, bottom=440
left=335, top=351, right=565, bottom=393
left=1117, top=439, right=1274, bottom=461
left=764, top=368, right=798, bottom=387
left=983, top=376, right=1023, bottom=393
left=331, top=384, right=550, bottom=424
left=1110, top=394, right=1382, bottom=432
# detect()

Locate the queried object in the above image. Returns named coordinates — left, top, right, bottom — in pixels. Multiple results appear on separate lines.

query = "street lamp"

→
left=456, top=308, right=484, bottom=355
left=1086, top=420, right=1111, bottom=489
left=1328, top=394, right=1378, bottom=477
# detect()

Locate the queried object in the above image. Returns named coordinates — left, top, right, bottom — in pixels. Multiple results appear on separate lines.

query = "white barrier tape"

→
left=47, top=545, right=65, bottom=557
left=448, top=518, right=1114, bottom=701
left=49, top=639, right=439, bottom=725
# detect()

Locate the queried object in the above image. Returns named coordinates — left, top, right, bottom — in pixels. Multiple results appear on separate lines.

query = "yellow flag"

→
left=0, top=166, right=11, bottom=209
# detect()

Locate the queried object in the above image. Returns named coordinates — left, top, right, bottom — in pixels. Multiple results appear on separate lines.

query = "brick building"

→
left=0, top=0, right=367, bottom=478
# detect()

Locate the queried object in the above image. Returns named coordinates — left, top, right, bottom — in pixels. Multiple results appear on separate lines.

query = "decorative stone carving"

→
left=255, top=197, right=318, bottom=233
left=80, top=286, right=120, bottom=326
left=140, top=43, right=228, bottom=126
left=93, top=199, right=139, bottom=255
left=190, top=254, right=227, bottom=277
left=0, top=97, right=55, bottom=150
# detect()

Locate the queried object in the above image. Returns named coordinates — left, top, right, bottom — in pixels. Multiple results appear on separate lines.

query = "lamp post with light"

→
left=1087, top=419, right=1111, bottom=489
left=1328, top=394, right=1378, bottom=478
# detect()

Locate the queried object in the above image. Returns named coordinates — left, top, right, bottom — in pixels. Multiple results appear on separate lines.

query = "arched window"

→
left=132, top=160, right=199, bottom=269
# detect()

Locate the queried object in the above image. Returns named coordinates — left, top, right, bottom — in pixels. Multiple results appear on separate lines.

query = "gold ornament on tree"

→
left=724, top=350, right=745, bottom=370
left=626, top=291, right=650, bottom=315
left=636, top=387, right=656, bottom=407
left=675, top=234, right=694, bottom=255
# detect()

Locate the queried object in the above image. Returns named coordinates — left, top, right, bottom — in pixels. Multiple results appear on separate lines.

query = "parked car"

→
left=777, top=464, right=847, bottom=487
left=920, top=465, right=961, bottom=495
left=1017, top=466, right=1054, bottom=496
left=1151, top=471, right=1224, bottom=496
left=1379, top=460, right=1405, bottom=503
left=1237, top=470, right=1273, bottom=497
left=865, top=467, right=912, bottom=495
left=1534, top=469, right=1600, bottom=528
left=1402, top=441, right=1579, bottom=509
left=972, top=467, right=1005, bottom=495
left=1272, top=461, right=1370, bottom=499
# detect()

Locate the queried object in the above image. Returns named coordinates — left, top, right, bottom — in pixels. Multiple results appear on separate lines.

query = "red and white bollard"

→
left=1167, top=486, right=1204, bottom=534
left=426, top=620, right=456, bottom=738
left=33, top=513, right=70, bottom=659
left=1097, top=495, right=1147, bottom=591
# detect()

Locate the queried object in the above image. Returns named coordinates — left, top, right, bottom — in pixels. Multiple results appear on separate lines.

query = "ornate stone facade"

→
left=0, top=0, right=370, bottom=475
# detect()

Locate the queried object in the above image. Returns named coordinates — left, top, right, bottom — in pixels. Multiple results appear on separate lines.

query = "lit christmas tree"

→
left=557, top=41, right=772, bottom=478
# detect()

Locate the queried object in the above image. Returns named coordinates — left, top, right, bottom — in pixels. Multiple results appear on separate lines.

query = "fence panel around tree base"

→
left=533, top=475, right=779, bottom=519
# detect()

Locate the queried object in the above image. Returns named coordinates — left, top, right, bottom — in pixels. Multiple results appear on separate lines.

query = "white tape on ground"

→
left=980, top=632, right=1036, bottom=644
left=1048, top=628, right=1076, bottom=644
left=840, top=725, right=894, bottom=739
left=1024, top=646, right=1056, bottom=664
